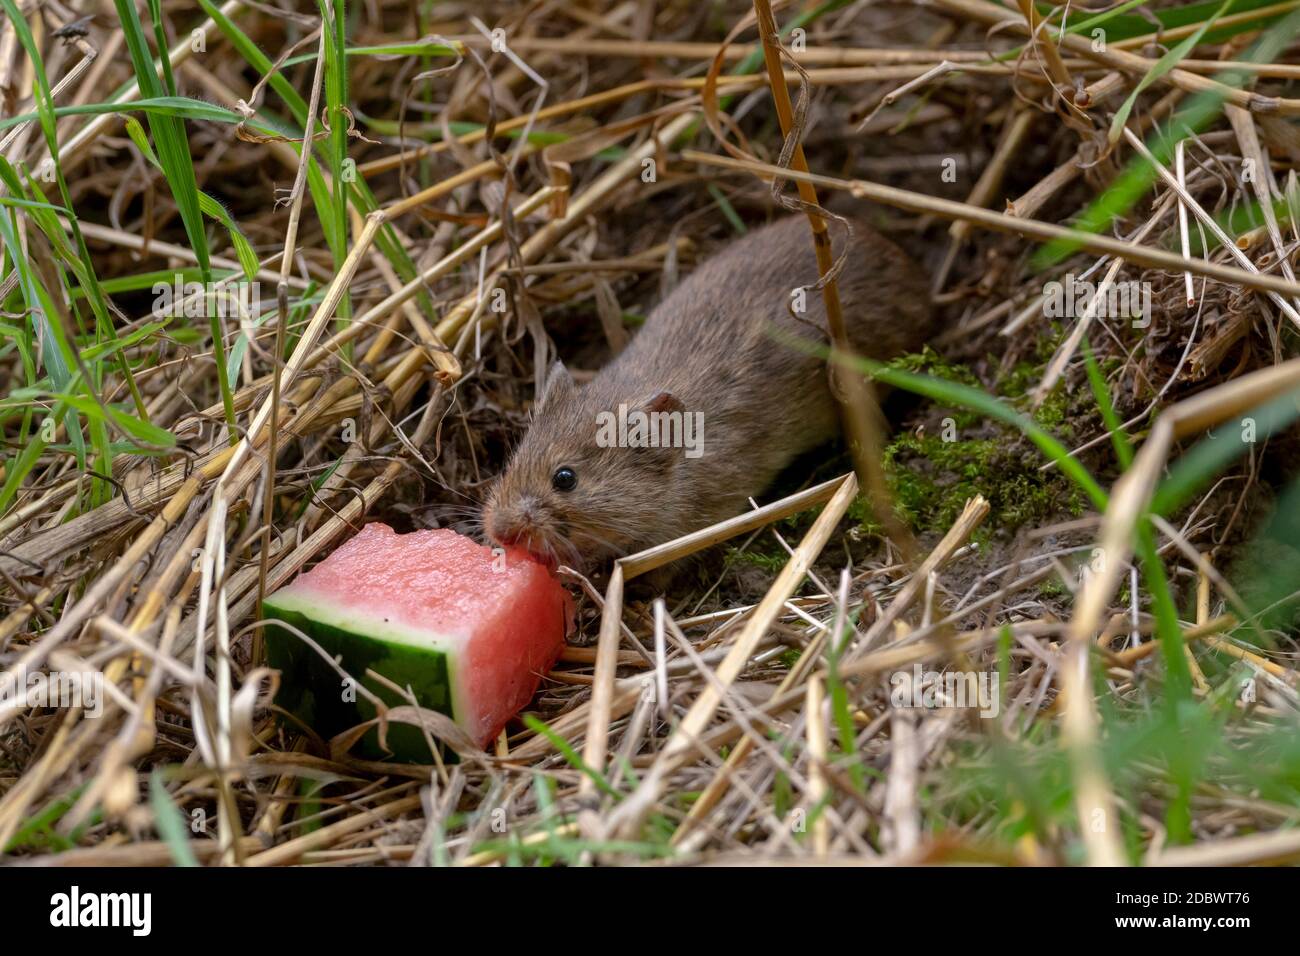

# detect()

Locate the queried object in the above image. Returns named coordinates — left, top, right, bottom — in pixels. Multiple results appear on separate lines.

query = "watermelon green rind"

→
left=262, top=587, right=471, bottom=654
left=262, top=598, right=455, bottom=763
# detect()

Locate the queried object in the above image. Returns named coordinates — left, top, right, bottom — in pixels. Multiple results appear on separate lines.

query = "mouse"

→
left=482, top=212, right=936, bottom=573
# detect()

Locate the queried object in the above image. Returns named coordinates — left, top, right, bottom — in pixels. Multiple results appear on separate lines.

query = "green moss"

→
left=887, top=347, right=982, bottom=430
left=863, top=347, right=1089, bottom=538
left=886, top=345, right=981, bottom=387
left=995, top=358, right=1075, bottom=438
left=726, top=544, right=791, bottom=572
left=1039, top=575, right=1070, bottom=599
left=723, top=512, right=811, bottom=571
left=877, top=431, right=1082, bottom=538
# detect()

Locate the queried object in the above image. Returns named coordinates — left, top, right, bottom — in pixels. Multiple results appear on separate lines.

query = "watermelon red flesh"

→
left=263, top=523, right=570, bottom=755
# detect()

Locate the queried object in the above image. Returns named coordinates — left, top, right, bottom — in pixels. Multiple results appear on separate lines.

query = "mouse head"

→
left=483, top=362, right=691, bottom=569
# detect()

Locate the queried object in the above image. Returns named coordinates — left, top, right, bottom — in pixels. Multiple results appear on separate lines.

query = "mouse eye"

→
left=551, top=466, right=577, bottom=492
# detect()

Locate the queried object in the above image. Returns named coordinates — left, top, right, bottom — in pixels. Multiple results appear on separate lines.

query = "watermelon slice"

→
left=263, top=523, right=570, bottom=760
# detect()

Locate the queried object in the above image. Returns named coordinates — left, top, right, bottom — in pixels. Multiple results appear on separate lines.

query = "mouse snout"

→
left=485, top=494, right=544, bottom=549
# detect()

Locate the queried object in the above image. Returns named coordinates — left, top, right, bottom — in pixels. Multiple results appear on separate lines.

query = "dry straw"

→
left=2, top=0, right=1299, bottom=868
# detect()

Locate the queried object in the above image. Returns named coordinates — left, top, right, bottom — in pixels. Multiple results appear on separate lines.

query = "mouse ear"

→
left=536, top=360, right=575, bottom=409
left=642, top=390, right=684, bottom=415
left=630, top=390, right=699, bottom=468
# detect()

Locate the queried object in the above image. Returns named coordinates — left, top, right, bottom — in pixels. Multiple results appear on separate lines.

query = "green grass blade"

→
left=149, top=772, right=201, bottom=867
left=123, top=117, right=259, bottom=283
left=1151, top=387, right=1300, bottom=516
left=1035, top=7, right=1300, bottom=268
left=1082, top=340, right=1133, bottom=469
left=113, top=0, right=237, bottom=442
left=1107, top=1, right=1234, bottom=145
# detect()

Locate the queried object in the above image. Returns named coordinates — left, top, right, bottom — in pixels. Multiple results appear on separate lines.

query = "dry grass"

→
left=2, top=0, right=1300, bottom=867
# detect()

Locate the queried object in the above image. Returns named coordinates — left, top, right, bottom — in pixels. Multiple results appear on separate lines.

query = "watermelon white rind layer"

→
left=262, top=523, right=570, bottom=762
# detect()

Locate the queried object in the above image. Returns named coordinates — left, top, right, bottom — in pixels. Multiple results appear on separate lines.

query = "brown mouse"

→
left=482, top=213, right=935, bottom=571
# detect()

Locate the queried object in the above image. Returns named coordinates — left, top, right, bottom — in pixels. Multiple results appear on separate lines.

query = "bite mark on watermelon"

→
left=263, top=523, right=571, bottom=759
